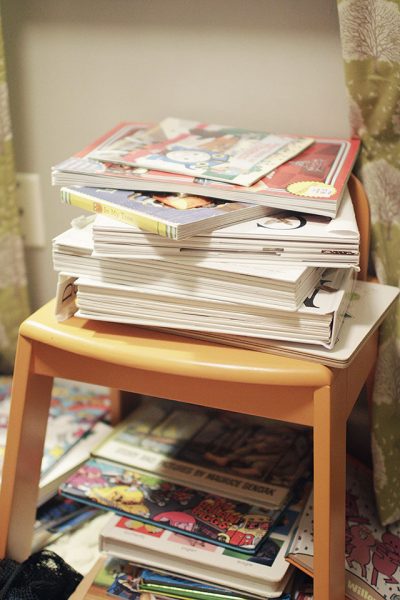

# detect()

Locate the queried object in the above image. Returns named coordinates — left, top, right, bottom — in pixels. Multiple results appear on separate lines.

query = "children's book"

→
left=91, top=397, right=312, bottom=511
left=286, top=460, right=400, bottom=600
left=0, top=377, right=111, bottom=477
left=99, top=482, right=310, bottom=598
left=52, top=122, right=359, bottom=218
left=88, top=117, right=313, bottom=187
left=60, top=186, right=270, bottom=241
left=59, top=456, right=282, bottom=554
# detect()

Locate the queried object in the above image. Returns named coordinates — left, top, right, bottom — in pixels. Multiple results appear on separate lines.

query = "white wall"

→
left=2, top=0, right=349, bottom=309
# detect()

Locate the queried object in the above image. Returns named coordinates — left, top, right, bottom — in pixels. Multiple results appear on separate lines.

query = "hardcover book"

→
left=87, top=117, right=313, bottom=187
left=52, top=122, right=360, bottom=218
left=60, top=186, right=270, bottom=241
left=286, top=460, right=400, bottom=600
left=59, top=456, right=282, bottom=554
left=91, top=398, right=312, bottom=510
left=98, top=484, right=310, bottom=598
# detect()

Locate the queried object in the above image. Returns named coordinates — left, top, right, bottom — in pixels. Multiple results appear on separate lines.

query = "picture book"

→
left=59, top=456, right=281, bottom=554
left=0, top=377, right=111, bottom=477
left=90, top=185, right=359, bottom=270
left=52, top=122, right=360, bottom=218
left=60, top=186, right=269, bottom=241
left=99, top=481, right=310, bottom=598
left=286, top=459, right=400, bottom=600
left=88, top=117, right=313, bottom=187
left=91, top=397, right=312, bottom=510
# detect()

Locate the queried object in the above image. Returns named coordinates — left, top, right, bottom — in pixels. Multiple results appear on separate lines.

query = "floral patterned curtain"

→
left=336, top=0, right=400, bottom=526
left=0, top=13, right=30, bottom=373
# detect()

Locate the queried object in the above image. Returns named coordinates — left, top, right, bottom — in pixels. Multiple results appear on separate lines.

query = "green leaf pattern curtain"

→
left=0, top=13, right=30, bottom=373
left=337, top=0, right=400, bottom=525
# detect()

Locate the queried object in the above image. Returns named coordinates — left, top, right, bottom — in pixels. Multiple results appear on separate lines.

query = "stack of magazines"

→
left=51, top=117, right=398, bottom=367
left=59, top=397, right=313, bottom=599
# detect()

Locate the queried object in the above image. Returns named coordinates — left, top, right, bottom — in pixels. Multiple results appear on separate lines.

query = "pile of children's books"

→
left=50, top=116, right=400, bottom=598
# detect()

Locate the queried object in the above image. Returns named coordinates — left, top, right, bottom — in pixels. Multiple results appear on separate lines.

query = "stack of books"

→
left=59, top=396, right=313, bottom=599
left=51, top=117, right=399, bottom=368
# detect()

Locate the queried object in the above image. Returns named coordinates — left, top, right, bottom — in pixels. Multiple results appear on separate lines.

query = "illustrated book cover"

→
left=91, top=397, right=312, bottom=510
left=286, top=459, right=400, bottom=600
left=59, top=456, right=281, bottom=553
left=52, top=122, right=360, bottom=218
left=87, top=117, right=313, bottom=187
left=60, top=186, right=269, bottom=241
left=0, top=377, right=110, bottom=478
left=99, top=482, right=311, bottom=598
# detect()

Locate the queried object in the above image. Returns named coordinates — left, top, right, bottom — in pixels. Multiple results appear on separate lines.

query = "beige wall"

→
left=2, top=0, right=349, bottom=309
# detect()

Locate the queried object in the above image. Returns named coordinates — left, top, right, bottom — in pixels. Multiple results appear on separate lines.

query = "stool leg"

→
left=313, top=378, right=347, bottom=600
left=0, top=335, right=53, bottom=561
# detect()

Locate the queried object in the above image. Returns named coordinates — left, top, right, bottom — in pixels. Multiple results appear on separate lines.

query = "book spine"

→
left=60, top=188, right=176, bottom=239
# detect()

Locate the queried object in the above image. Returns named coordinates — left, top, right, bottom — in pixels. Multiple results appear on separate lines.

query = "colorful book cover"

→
left=59, top=456, right=281, bottom=554
left=88, top=117, right=313, bottom=187
left=286, top=460, right=400, bottom=600
left=51, top=121, right=360, bottom=218
left=0, top=377, right=111, bottom=477
left=99, top=482, right=310, bottom=598
left=92, top=398, right=312, bottom=511
left=60, top=186, right=269, bottom=241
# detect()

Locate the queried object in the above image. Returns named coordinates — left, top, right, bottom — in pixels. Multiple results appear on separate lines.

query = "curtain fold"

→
left=0, top=12, right=30, bottom=373
left=336, top=0, right=400, bottom=526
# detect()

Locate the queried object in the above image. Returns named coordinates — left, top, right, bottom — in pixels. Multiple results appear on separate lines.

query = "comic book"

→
left=91, top=397, right=312, bottom=510
left=0, top=376, right=111, bottom=477
left=52, top=122, right=360, bottom=218
left=87, top=117, right=313, bottom=187
left=59, top=456, right=283, bottom=554
left=98, top=483, right=310, bottom=598
left=286, top=459, right=400, bottom=600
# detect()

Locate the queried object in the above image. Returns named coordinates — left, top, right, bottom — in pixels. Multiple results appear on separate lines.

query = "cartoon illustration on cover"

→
left=60, top=457, right=279, bottom=553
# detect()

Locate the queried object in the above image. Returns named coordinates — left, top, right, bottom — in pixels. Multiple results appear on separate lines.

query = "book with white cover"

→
left=92, top=187, right=360, bottom=269
left=164, top=281, right=399, bottom=368
left=52, top=221, right=323, bottom=312
left=55, top=268, right=356, bottom=348
left=99, top=487, right=309, bottom=599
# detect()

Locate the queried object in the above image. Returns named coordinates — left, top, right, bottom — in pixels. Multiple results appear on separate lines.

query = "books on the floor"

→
left=90, top=185, right=360, bottom=269
left=52, top=221, right=324, bottom=312
left=38, top=420, right=112, bottom=506
left=286, top=459, right=400, bottom=600
left=52, top=122, right=360, bottom=218
left=59, top=456, right=282, bottom=554
left=91, top=397, right=312, bottom=510
left=98, top=484, right=309, bottom=599
left=60, top=186, right=271, bottom=241
left=177, top=280, right=399, bottom=369
left=0, top=377, right=111, bottom=479
left=86, top=117, right=314, bottom=187
left=56, top=267, right=356, bottom=349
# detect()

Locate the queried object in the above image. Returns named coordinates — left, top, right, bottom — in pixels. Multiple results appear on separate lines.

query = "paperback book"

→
left=90, top=185, right=360, bottom=270
left=60, top=186, right=270, bottom=241
left=59, top=456, right=281, bottom=553
left=286, top=459, right=400, bottom=600
left=87, top=117, right=313, bottom=187
left=98, top=483, right=310, bottom=598
left=91, top=397, right=312, bottom=510
left=52, top=122, right=360, bottom=218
